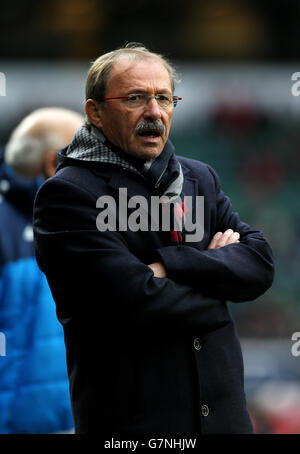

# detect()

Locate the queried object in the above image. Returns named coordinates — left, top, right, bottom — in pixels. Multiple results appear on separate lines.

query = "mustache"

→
left=134, top=120, right=166, bottom=136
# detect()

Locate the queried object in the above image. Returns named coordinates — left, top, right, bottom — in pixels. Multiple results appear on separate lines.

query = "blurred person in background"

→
left=0, top=107, right=83, bottom=433
left=33, top=44, right=274, bottom=434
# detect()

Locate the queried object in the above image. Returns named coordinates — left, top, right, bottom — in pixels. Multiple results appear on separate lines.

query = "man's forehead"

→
left=107, top=57, right=172, bottom=91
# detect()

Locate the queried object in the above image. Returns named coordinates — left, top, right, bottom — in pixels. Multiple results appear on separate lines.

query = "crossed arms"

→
left=33, top=168, right=274, bottom=332
left=149, top=228, right=241, bottom=277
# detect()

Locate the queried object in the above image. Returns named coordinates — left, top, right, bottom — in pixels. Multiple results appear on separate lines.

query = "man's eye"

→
left=156, top=95, right=169, bottom=101
left=128, top=95, right=141, bottom=101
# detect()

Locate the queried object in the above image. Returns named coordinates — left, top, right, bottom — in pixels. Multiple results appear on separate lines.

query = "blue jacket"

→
left=33, top=145, right=274, bottom=434
left=0, top=151, right=73, bottom=433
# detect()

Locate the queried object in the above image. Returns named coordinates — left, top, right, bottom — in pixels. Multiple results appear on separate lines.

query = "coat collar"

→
left=99, top=162, right=195, bottom=202
left=57, top=142, right=193, bottom=202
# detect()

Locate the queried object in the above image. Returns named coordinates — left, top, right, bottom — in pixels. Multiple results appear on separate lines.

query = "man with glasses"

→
left=33, top=43, right=274, bottom=434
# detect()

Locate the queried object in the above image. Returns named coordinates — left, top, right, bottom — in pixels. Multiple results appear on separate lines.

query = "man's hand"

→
left=148, top=262, right=167, bottom=278
left=208, top=229, right=240, bottom=250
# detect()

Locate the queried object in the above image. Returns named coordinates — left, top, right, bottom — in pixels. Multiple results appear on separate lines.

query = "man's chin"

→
left=136, top=145, right=163, bottom=160
left=132, top=136, right=165, bottom=160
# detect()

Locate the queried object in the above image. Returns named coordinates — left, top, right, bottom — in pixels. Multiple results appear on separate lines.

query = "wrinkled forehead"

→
left=106, top=56, right=173, bottom=94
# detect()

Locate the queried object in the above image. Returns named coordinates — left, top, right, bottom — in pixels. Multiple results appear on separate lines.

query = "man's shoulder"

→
left=39, top=161, right=109, bottom=201
left=177, top=155, right=218, bottom=183
left=56, top=162, right=97, bottom=188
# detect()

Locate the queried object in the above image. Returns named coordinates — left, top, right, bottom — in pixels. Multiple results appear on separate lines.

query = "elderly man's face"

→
left=96, top=58, right=174, bottom=160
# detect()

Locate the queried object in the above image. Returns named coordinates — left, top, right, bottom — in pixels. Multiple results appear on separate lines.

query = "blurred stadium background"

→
left=1, top=0, right=300, bottom=434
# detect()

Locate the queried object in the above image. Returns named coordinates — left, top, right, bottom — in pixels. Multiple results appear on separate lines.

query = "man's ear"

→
left=43, top=150, right=58, bottom=178
left=85, top=99, right=103, bottom=128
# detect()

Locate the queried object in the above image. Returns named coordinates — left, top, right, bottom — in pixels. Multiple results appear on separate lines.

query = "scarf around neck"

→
left=66, top=124, right=185, bottom=243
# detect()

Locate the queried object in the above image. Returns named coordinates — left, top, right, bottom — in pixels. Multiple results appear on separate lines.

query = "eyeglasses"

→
left=98, top=93, right=182, bottom=109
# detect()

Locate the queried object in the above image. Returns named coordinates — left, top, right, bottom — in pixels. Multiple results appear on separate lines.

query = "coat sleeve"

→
left=156, top=165, right=274, bottom=302
left=33, top=176, right=231, bottom=332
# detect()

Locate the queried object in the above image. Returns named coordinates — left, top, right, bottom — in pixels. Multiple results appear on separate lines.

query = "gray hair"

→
left=4, top=107, right=84, bottom=178
left=85, top=42, right=180, bottom=103
left=5, top=131, right=66, bottom=178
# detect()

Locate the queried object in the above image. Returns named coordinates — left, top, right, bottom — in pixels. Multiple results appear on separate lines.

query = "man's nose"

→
left=143, top=97, right=161, bottom=120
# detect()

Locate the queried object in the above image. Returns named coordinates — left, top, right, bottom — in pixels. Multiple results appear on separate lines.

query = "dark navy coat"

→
left=33, top=147, right=274, bottom=434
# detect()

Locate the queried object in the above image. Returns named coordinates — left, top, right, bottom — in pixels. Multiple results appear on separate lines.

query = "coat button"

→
left=201, top=405, right=209, bottom=417
left=193, top=337, right=202, bottom=350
